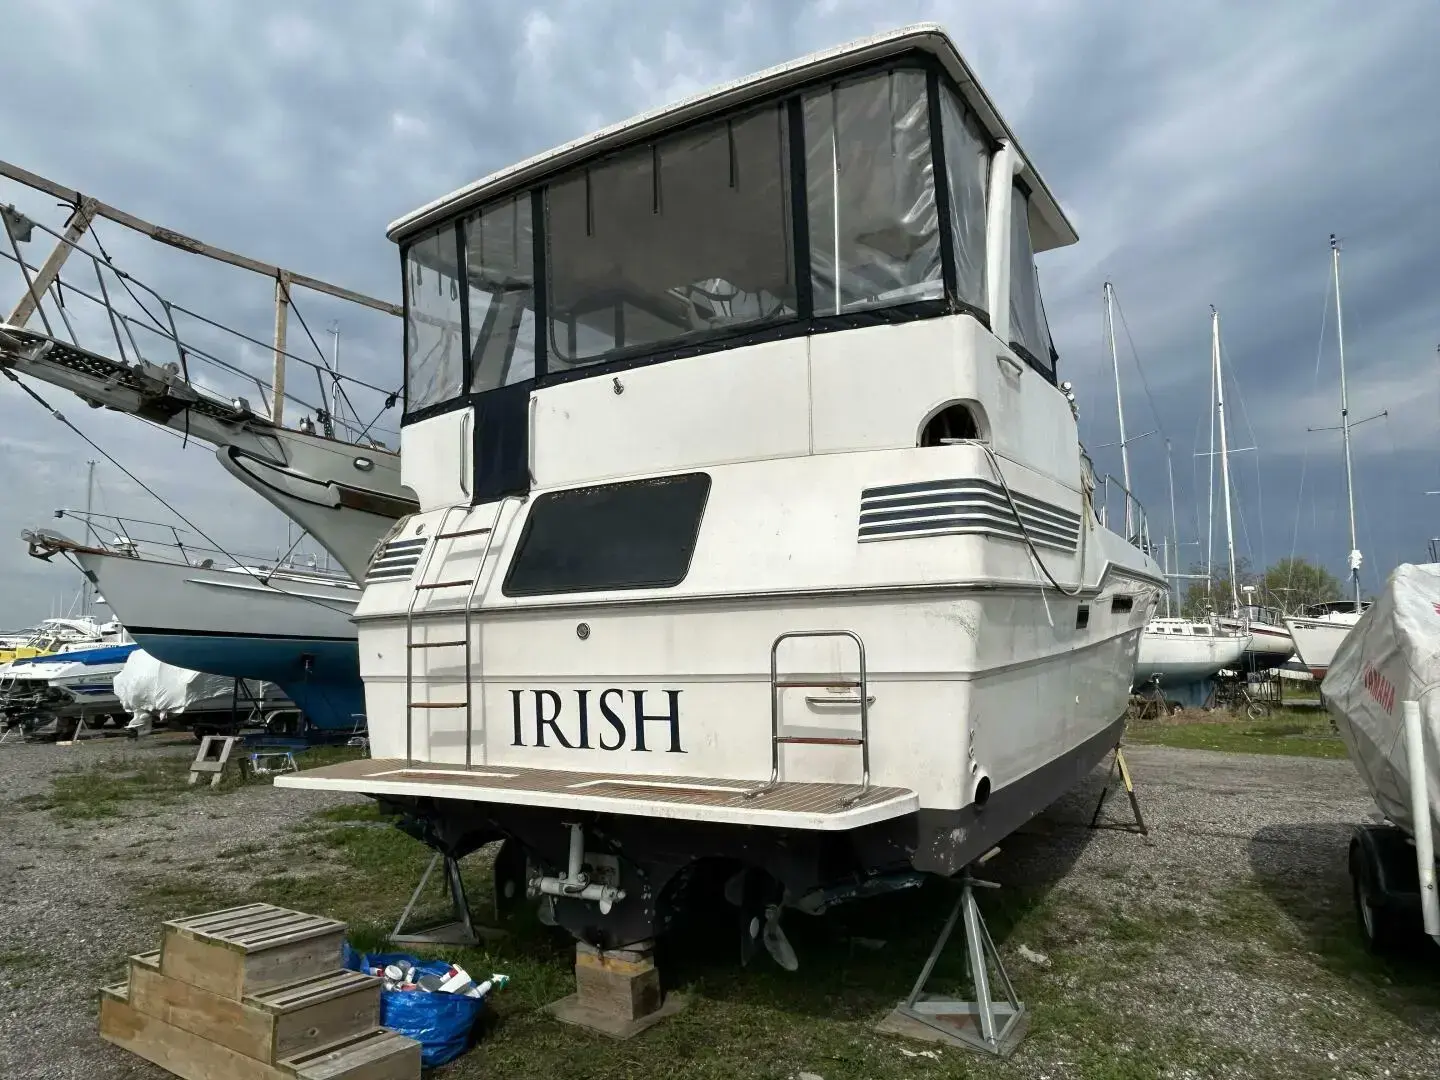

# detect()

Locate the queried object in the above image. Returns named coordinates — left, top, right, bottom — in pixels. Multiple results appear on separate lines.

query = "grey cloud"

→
left=1, top=0, right=1436, bottom=623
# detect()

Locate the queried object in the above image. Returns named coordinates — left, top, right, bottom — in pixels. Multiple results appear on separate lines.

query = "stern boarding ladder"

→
left=315, top=558, right=915, bottom=828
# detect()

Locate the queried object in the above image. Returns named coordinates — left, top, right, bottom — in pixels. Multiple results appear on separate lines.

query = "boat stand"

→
left=1089, top=743, right=1148, bottom=835
left=879, top=868, right=1028, bottom=1057
left=391, top=852, right=504, bottom=946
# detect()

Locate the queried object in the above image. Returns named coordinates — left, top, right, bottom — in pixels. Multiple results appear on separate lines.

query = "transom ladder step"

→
left=410, top=702, right=467, bottom=710
left=749, top=630, right=871, bottom=806
left=434, top=526, right=492, bottom=539
left=406, top=639, right=467, bottom=649
left=413, top=579, right=473, bottom=591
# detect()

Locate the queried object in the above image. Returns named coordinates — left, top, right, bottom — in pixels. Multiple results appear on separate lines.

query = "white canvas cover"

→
left=1322, top=563, right=1440, bottom=835
left=114, top=650, right=237, bottom=720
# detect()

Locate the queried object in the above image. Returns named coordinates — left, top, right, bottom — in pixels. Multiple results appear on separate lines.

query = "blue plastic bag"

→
left=343, top=945, right=485, bottom=1067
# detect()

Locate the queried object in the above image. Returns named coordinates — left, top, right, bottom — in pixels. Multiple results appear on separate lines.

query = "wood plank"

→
left=100, top=990, right=287, bottom=1080
left=128, top=962, right=274, bottom=1060
left=244, top=931, right=346, bottom=993
left=280, top=1028, right=421, bottom=1080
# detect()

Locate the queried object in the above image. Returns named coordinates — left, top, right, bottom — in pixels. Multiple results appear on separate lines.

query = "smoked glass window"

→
left=463, top=195, right=536, bottom=392
left=545, top=104, right=795, bottom=368
left=404, top=225, right=465, bottom=412
left=804, top=69, right=941, bottom=315
left=938, top=88, right=989, bottom=313
left=502, top=473, right=711, bottom=595
left=1008, top=187, right=1055, bottom=376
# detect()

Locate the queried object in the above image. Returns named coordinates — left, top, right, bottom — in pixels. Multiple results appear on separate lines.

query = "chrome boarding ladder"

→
left=403, top=503, right=508, bottom=767
left=747, top=629, right=870, bottom=805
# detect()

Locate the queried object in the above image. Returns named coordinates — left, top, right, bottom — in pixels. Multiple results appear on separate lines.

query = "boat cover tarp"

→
left=114, top=649, right=236, bottom=718
left=1322, top=563, right=1440, bottom=835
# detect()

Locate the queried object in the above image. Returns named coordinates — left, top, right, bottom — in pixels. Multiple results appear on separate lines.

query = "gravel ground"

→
left=0, top=737, right=359, bottom=1080
left=2, top=735, right=1437, bottom=1079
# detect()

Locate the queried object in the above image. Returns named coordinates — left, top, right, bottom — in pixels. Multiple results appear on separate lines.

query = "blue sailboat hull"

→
left=126, top=629, right=364, bottom=733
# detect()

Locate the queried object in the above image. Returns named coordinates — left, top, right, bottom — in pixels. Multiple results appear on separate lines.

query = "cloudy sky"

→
left=1, top=0, right=1436, bottom=626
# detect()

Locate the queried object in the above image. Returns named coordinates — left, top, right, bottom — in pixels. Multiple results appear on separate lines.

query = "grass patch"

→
left=1128, top=708, right=1346, bottom=759
left=13, top=756, right=193, bottom=820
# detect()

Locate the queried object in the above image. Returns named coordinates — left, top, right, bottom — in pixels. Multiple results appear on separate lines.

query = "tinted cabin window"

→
left=503, top=474, right=711, bottom=596
left=404, top=226, right=465, bottom=412
left=804, top=69, right=941, bottom=314
left=1111, top=595, right=1134, bottom=614
left=1007, top=187, right=1055, bottom=378
left=464, top=195, right=535, bottom=393
left=938, top=87, right=988, bottom=312
left=545, top=104, right=795, bottom=369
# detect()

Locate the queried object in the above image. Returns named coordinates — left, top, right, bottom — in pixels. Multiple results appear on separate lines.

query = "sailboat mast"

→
left=1104, top=282, right=1132, bottom=535
left=1206, top=325, right=1217, bottom=600
left=1212, top=307, right=1240, bottom=615
left=1331, top=235, right=1362, bottom=612
left=1165, top=438, right=1182, bottom=614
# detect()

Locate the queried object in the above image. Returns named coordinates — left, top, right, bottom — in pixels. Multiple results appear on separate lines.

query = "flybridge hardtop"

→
left=389, top=24, right=1075, bottom=252
left=281, top=25, right=1164, bottom=958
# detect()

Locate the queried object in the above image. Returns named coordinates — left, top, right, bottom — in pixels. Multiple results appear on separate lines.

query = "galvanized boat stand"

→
left=391, top=852, right=504, bottom=946
left=881, top=860, right=1028, bottom=1057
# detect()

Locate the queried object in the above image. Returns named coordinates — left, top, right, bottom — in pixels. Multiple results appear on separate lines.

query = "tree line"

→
left=1178, top=556, right=1344, bottom=618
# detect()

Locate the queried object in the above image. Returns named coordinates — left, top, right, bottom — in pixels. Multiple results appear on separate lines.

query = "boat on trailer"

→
left=277, top=24, right=1165, bottom=954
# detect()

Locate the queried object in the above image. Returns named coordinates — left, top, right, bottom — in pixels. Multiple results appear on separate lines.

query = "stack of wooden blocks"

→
left=99, top=903, right=422, bottom=1080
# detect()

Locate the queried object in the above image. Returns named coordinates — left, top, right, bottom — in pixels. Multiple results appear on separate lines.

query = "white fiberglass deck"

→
left=274, top=758, right=918, bottom=831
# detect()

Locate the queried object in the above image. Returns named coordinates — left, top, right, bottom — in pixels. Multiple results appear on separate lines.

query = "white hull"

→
left=1217, top=617, right=1295, bottom=667
left=1285, top=612, right=1362, bottom=677
left=1134, top=624, right=1248, bottom=688
left=69, top=553, right=358, bottom=640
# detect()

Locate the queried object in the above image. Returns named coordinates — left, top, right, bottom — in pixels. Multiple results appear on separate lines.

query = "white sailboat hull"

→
left=1134, top=626, right=1249, bottom=688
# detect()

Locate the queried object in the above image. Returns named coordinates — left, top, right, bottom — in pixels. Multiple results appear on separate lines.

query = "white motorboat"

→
left=0, top=637, right=139, bottom=735
left=1286, top=600, right=1370, bottom=679
left=277, top=24, right=1165, bottom=953
left=1134, top=617, right=1249, bottom=689
left=24, top=529, right=364, bottom=734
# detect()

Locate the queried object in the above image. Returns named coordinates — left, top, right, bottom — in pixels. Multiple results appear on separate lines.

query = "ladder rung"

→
left=407, top=640, right=467, bottom=649
left=775, top=736, right=864, bottom=746
left=774, top=680, right=862, bottom=689
left=435, top=527, right=493, bottom=539
left=414, top=580, right=474, bottom=590
left=409, top=702, right=467, bottom=709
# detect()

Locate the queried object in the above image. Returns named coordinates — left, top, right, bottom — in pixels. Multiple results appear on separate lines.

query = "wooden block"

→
left=161, top=904, right=346, bottom=1000
left=573, top=948, right=661, bottom=1023
left=130, top=949, right=161, bottom=972
left=99, top=985, right=288, bottom=1080
left=279, top=1028, right=421, bottom=1080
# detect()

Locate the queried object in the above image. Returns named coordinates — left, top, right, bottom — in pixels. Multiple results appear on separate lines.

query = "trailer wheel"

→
left=1350, top=837, right=1405, bottom=954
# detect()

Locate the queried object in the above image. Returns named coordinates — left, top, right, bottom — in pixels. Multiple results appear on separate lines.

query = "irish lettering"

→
left=508, top=688, right=684, bottom=752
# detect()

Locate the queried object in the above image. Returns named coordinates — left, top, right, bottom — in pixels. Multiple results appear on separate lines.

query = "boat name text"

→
left=509, top=689, right=685, bottom=753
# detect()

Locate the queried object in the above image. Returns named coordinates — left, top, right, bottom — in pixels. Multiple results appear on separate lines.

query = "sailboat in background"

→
left=1284, top=236, right=1371, bottom=678
left=1201, top=304, right=1295, bottom=669
left=1102, top=283, right=1247, bottom=689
